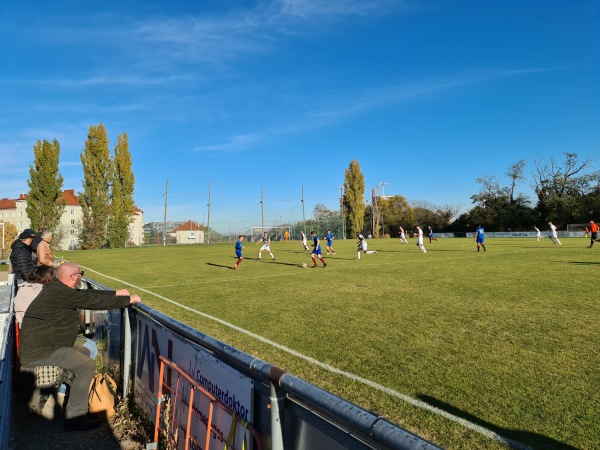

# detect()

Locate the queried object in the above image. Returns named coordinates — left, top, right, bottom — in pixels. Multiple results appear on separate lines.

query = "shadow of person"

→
left=417, top=394, right=578, bottom=449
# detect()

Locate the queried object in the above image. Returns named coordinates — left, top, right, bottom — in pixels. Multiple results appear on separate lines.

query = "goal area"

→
left=250, top=226, right=291, bottom=242
left=566, top=223, right=589, bottom=238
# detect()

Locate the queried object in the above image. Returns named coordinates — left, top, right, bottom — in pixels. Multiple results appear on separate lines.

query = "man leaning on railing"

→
left=18, top=262, right=141, bottom=431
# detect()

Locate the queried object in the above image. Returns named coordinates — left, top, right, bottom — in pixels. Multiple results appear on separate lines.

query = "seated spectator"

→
left=9, top=228, right=37, bottom=285
left=35, top=230, right=56, bottom=268
left=13, top=265, right=53, bottom=328
left=19, top=262, right=141, bottom=431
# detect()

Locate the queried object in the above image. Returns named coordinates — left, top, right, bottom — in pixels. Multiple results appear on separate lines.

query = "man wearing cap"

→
left=9, top=228, right=37, bottom=285
left=20, top=262, right=141, bottom=431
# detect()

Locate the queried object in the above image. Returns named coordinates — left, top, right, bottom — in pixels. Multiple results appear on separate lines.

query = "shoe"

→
left=311, top=265, right=317, bottom=268
left=234, top=265, right=238, bottom=270
left=374, top=251, right=377, bottom=254
left=272, top=257, right=275, bottom=260
left=323, top=263, right=327, bottom=268
left=332, top=252, right=336, bottom=255
left=64, top=415, right=102, bottom=431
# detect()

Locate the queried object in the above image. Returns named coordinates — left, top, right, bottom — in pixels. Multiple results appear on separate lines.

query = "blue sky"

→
left=1, top=0, right=598, bottom=231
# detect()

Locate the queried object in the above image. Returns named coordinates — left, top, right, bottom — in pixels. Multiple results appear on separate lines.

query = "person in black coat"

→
left=20, top=262, right=141, bottom=431
left=9, top=228, right=37, bottom=284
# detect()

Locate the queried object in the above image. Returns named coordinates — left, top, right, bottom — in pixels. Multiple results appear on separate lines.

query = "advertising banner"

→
left=134, top=315, right=254, bottom=449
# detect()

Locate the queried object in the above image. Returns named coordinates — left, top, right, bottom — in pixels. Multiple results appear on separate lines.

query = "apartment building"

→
left=0, top=189, right=143, bottom=250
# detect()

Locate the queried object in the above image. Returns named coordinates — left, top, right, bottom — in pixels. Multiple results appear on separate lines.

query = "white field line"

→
left=81, top=265, right=531, bottom=450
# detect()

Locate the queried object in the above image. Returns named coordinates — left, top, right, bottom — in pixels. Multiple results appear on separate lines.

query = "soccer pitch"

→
left=59, top=237, right=599, bottom=449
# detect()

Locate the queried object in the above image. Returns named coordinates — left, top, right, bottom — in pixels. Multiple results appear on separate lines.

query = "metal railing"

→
left=82, top=276, right=441, bottom=450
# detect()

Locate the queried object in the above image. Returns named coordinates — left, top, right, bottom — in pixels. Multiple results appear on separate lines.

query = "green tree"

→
left=79, top=124, right=112, bottom=249
left=379, top=195, right=414, bottom=236
left=533, top=152, right=597, bottom=225
left=108, top=133, right=135, bottom=247
left=343, top=160, right=365, bottom=237
left=26, top=139, right=66, bottom=232
left=1, top=222, right=18, bottom=259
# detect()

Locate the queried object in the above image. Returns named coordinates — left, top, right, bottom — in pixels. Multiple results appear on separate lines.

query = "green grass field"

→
left=56, top=237, right=599, bottom=449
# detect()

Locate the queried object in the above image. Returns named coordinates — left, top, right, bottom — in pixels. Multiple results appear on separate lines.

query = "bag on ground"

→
left=88, top=372, right=117, bottom=418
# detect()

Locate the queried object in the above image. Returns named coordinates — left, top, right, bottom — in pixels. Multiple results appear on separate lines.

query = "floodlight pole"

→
left=163, top=180, right=168, bottom=247
left=206, top=182, right=211, bottom=244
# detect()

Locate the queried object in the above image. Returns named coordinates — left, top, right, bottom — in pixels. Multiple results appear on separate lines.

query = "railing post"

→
left=122, top=307, right=132, bottom=397
left=269, top=369, right=286, bottom=450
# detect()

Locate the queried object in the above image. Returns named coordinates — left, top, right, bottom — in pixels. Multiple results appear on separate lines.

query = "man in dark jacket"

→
left=9, top=228, right=36, bottom=284
left=20, top=262, right=141, bottom=431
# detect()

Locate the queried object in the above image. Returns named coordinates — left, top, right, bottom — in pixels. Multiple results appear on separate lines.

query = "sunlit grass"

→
left=57, top=236, right=599, bottom=449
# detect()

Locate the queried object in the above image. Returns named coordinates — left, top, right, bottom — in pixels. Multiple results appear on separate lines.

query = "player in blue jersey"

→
left=310, top=231, right=327, bottom=268
left=428, top=226, right=438, bottom=243
left=325, top=229, right=336, bottom=255
left=475, top=226, right=486, bottom=252
left=234, top=236, right=245, bottom=270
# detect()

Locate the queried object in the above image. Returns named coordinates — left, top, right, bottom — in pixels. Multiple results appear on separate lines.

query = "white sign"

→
left=135, top=315, right=254, bottom=449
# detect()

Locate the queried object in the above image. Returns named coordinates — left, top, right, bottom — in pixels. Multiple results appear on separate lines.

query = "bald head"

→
left=56, top=262, right=83, bottom=288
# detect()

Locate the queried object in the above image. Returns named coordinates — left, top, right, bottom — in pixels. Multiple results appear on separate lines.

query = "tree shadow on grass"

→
left=567, top=261, right=600, bottom=265
left=416, top=394, right=578, bottom=450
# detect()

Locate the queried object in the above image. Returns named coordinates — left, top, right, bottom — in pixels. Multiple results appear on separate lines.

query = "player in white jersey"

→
left=300, top=230, right=310, bottom=251
left=399, top=226, right=408, bottom=244
left=415, top=226, right=427, bottom=253
left=258, top=232, right=275, bottom=259
left=548, top=222, right=561, bottom=245
left=356, top=233, right=377, bottom=260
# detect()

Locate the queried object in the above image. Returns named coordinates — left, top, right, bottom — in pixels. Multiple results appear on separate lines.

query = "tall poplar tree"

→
left=26, top=139, right=66, bottom=232
left=343, top=160, right=365, bottom=237
left=79, top=124, right=112, bottom=249
left=108, top=132, right=135, bottom=247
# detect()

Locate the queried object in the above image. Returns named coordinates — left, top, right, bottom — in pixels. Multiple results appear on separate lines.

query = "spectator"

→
left=19, top=262, right=141, bottom=431
left=35, top=230, right=56, bottom=268
left=9, top=228, right=37, bottom=285
left=30, top=227, right=48, bottom=263
left=13, top=265, right=53, bottom=328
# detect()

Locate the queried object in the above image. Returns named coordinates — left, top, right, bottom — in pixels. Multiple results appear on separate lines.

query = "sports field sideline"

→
left=56, top=236, right=598, bottom=449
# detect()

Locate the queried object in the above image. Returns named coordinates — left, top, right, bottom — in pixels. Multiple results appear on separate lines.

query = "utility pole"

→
left=301, top=185, right=306, bottom=234
left=163, top=180, right=168, bottom=246
left=261, top=185, right=264, bottom=230
left=380, top=182, right=389, bottom=237
left=206, top=182, right=211, bottom=244
left=339, top=185, right=346, bottom=239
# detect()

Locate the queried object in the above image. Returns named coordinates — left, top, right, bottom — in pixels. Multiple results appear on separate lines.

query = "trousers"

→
left=23, top=345, right=96, bottom=419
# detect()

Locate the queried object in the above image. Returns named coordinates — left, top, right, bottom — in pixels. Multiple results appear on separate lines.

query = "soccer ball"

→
left=302, top=263, right=307, bottom=268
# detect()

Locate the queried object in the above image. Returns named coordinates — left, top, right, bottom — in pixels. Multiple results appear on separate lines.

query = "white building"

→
left=171, top=220, right=204, bottom=244
left=0, top=189, right=143, bottom=250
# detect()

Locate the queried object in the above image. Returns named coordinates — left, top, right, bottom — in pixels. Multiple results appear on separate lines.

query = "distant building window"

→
left=71, top=219, right=75, bottom=225
left=19, top=212, right=22, bottom=217
left=19, top=221, right=22, bottom=227
left=71, top=209, right=75, bottom=214
left=71, top=229, right=75, bottom=235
